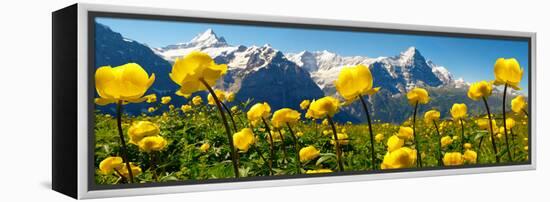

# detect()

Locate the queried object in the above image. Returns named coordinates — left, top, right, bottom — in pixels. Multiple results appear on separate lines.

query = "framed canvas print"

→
left=52, top=3, right=536, bottom=199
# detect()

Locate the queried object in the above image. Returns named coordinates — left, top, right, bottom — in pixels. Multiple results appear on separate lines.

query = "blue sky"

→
left=96, top=17, right=530, bottom=92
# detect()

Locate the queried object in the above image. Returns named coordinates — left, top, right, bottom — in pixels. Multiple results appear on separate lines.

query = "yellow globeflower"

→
left=199, top=143, right=210, bottom=153
left=424, top=109, right=440, bottom=124
left=306, top=169, right=333, bottom=174
left=493, top=58, right=523, bottom=90
left=406, top=88, right=429, bottom=105
left=147, top=107, right=155, bottom=113
left=443, top=152, right=464, bottom=166
left=94, top=63, right=156, bottom=105
left=381, top=147, right=417, bottom=169
left=476, top=117, right=497, bottom=131
left=450, top=103, right=468, bottom=120
left=334, top=64, right=380, bottom=101
left=247, top=102, right=271, bottom=126
left=511, top=95, right=527, bottom=113
left=506, top=118, right=516, bottom=129
left=296, top=131, right=304, bottom=137
left=161, top=96, right=171, bottom=104
left=375, top=133, right=385, bottom=143
left=300, top=100, right=311, bottom=110
left=231, top=106, right=238, bottom=113
left=463, top=150, right=477, bottom=164
left=441, top=136, right=453, bottom=148
left=299, top=145, right=320, bottom=162
left=99, top=156, right=124, bottom=174
left=127, top=121, right=160, bottom=145
left=145, top=94, right=157, bottom=103
left=330, top=133, right=349, bottom=145
left=306, top=96, right=340, bottom=119
left=117, top=163, right=142, bottom=178
left=271, top=108, right=301, bottom=128
left=191, top=95, right=203, bottom=106
left=397, top=126, right=414, bottom=140
left=233, top=128, right=255, bottom=152
left=169, top=51, right=228, bottom=97
left=467, top=81, right=493, bottom=101
left=226, top=92, right=235, bottom=102
left=138, top=136, right=168, bottom=153
left=322, top=119, right=329, bottom=126
left=387, top=135, right=404, bottom=152
left=207, top=89, right=226, bottom=105
left=181, top=104, right=192, bottom=113
left=464, top=143, right=472, bottom=150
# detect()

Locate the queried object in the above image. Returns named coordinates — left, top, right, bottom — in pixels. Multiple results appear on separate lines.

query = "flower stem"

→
left=116, top=101, right=134, bottom=183
left=482, top=97, right=500, bottom=163
left=327, top=116, right=344, bottom=172
left=286, top=123, right=301, bottom=174
left=412, top=101, right=422, bottom=168
left=522, top=109, right=529, bottom=117
left=459, top=118, right=465, bottom=153
left=150, top=152, right=159, bottom=182
left=501, top=84, right=513, bottom=161
left=358, top=95, right=376, bottom=170
left=113, top=168, right=127, bottom=184
left=261, top=118, right=275, bottom=175
left=432, top=120, right=443, bottom=166
left=278, top=130, right=289, bottom=164
left=200, top=79, right=239, bottom=178
left=221, top=102, right=239, bottom=132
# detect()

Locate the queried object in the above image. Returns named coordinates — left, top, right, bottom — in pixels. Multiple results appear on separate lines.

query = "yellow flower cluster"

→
left=127, top=121, right=167, bottom=152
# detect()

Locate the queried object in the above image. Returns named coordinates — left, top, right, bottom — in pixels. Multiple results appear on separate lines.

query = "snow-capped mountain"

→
left=154, top=29, right=239, bottom=62
left=286, top=47, right=457, bottom=96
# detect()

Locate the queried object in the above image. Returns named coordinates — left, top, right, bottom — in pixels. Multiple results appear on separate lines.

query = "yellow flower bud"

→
left=199, top=143, right=210, bottom=153
left=138, top=135, right=167, bottom=153
left=128, top=121, right=160, bottom=145
left=306, top=96, right=340, bottom=119
left=511, top=95, right=527, bottom=113
left=450, top=103, right=468, bottom=120
left=381, top=147, right=417, bottom=169
left=441, top=136, right=453, bottom=148
left=181, top=104, right=192, bottom=113
left=300, top=100, right=311, bottom=110
left=117, top=163, right=142, bottom=178
left=299, top=145, right=320, bottom=162
left=233, top=128, right=255, bottom=152
left=271, top=108, right=301, bottom=128
left=335, top=64, right=380, bottom=101
left=375, top=133, right=385, bottom=143
left=191, top=95, right=203, bottom=106
left=161, top=96, right=171, bottom=104
left=94, top=63, right=155, bottom=105
left=467, top=81, right=492, bottom=101
left=387, top=135, right=404, bottom=152
left=463, top=150, right=477, bottom=164
left=407, top=88, right=429, bottom=105
left=424, top=109, right=440, bottom=124
left=397, top=126, right=414, bottom=140
left=493, top=58, right=523, bottom=90
left=99, top=156, right=124, bottom=175
left=330, top=133, right=349, bottom=145
left=170, top=51, right=227, bottom=97
left=443, top=152, right=464, bottom=166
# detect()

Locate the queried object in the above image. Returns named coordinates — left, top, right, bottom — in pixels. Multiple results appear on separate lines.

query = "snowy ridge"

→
left=153, top=29, right=462, bottom=96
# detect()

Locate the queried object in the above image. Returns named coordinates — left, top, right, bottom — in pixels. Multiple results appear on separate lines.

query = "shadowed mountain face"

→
left=94, top=23, right=520, bottom=123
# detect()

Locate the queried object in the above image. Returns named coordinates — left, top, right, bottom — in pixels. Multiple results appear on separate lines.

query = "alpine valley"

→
left=95, top=23, right=523, bottom=123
